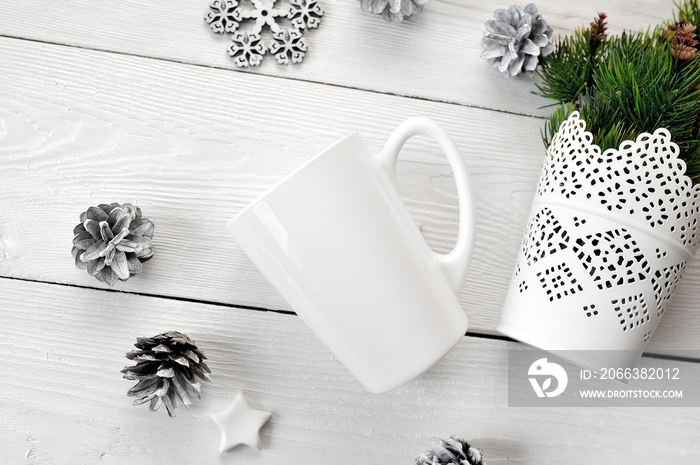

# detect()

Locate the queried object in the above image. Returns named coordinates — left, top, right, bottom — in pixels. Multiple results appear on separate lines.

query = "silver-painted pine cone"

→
left=416, top=436, right=485, bottom=465
left=71, top=202, right=155, bottom=286
left=358, top=0, right=430, bottom=23
left=480, top=3, right=553, bottom=78
left=122, top=331, right=211, bottom=418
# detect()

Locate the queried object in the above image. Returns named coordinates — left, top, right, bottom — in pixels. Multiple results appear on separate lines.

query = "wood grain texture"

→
left=2, top=278, right=699, bottom=465
left=1, top=37, right=699, bottom=351
left=0, top=0, right=678, bottom=116
left=3, top=2, right=700, bottom=463
left=0, top=37, right=540, bottom=320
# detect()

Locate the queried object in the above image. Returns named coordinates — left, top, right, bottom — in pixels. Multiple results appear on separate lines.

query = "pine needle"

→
left=536, top=3, right=700, bottom=184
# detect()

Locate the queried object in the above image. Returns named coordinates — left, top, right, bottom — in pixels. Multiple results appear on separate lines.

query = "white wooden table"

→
left=2, top=1, right=699, bottom=463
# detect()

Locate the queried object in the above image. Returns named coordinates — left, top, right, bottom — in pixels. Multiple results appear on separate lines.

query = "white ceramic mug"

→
left=227, top=118, right=476, bottom=393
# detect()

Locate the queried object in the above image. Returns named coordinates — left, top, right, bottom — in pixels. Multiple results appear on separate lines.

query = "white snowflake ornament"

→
left=288, top=0, right=324, bottom=29
left=228, top=31, right=267, bottom=67
left=204, top=0, right=324, bottom=67
left=239, top=0, right=291, bottom=34
left=270, top=30, right=307, bottom=64
left=205, top=0, right=242, bottom=33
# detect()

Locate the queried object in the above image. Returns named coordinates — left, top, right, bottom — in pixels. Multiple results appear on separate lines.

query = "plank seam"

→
left=0, top=34, right=550, bottom=121
left=3, top=277, right=698, bottom=363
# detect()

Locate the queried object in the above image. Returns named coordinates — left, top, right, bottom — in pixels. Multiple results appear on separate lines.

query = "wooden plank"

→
left=0, top=37, right=541, bottom=318
left=1, top=277, right=699, bottom=464
left=1, top=37, right=699, bottom=352
left=0, top=0, right=677, bottom=116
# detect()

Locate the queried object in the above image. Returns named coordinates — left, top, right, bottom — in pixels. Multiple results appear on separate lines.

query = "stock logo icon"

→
left=528, top=357, right=568, bottom=398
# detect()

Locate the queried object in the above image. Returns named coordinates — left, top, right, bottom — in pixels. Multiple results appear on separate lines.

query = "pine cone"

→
left=480, top=3, right=553, bottom=78
left=71, top=202, right=155, bottom=286
left=665, top=19, right=698, bottom=61
left=586, top=12, right=608, bottom=49
left=358, top=0, right=430, bottom=23
left=416, top=436, right=485, bottom=465
left=121, top=331, right=211, bottom=417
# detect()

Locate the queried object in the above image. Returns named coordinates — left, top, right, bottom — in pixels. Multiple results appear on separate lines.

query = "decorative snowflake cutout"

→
left=270, top=30, right=307, bottom=64
left=239, top=0, right=292, bottom=34
left=205, top=0, right=242, bottom=33
left=204, top=0, right=324, bottom=67
left=228, top=31, right=267, bottom=67
left=289, top=0, right=323, bottom=29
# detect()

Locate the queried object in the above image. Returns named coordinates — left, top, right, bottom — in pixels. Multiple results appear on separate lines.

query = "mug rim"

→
left=228, top=132, right=365, bottom=226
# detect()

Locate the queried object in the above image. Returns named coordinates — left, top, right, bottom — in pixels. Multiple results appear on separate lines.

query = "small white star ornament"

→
left=210, top=391, right=272, bottom=453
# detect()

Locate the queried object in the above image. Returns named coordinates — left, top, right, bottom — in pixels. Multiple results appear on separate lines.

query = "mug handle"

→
left=377, top=117, right=477, bottom=295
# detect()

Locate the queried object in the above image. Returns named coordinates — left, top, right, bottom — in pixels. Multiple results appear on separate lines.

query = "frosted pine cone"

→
left=122, top=331, right=211, bottom=417
left=416, top=436, right=485, bottom=465
left=481, top=3, right=553, bottom=78
left=71, top=203, right=155, bottom=286
left=358, top=0, right=430, bottom=23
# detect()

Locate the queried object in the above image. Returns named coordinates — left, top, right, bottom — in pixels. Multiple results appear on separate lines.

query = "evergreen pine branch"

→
left=537, top=4, right=700, bottom=184
left=590, top=29, right=700, bottom=182
left=535, top=13, right=608, bottom=105
left=535, top=31, right=594, bottom=105
left=675, top=0, right=700, bottom=26
left=593, top=31, right=672, bottom=132
left=540, top=104, right=575, bottom=149
left=577, top=90, right=637, bottom=152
